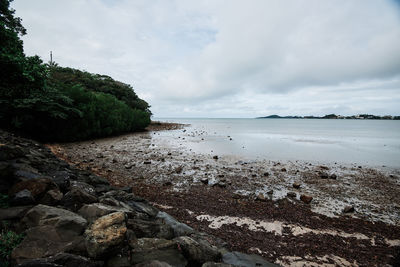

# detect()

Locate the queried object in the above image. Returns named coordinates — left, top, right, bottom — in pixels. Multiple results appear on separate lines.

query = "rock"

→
left=62, top=187, right=98, bottom=211
left=292, top=182, right=301, bottom=189
left=15, top=253, right=103, bottom=267
left=78, top=203, right=132, bottom=223
left=13, top=205, right=88, bottom=263
left=202, top=263, right=234, bottom=267
left=287, top=192, right=297, bottom=198
left=213, top=155, right=218, bottom=160
left=144, top=161, right=151, bottom=165
left=70, top=181, right=96, bottom=195
left=130, top=238, right=187, bottom=267
left=9, top=177, right=58, bottom=201
left=222, top=252, right=280, bottom=267
left=174, top=236, right=221, bottom=265
left=107, top=255, right=131, bottom=267
left=134, top=260, right=172, bottom=267
left=343, top=206, right=355, bottom=213
left=319, top=172, right=329, bottom=179
left=200, top=178, right=209, bottom=185
left=0, top=205, right=33, bottom=221
left=300, top=194, right=313, bottom=204
left=47, top=170, right=72, bottom=193
left=127, top=218, right=174, bottom=239
left=329, top=174, right=337, bottom=180
left=85, top=175, right=110, bottom=187
left=156, top=212, right=194, bottom=237
left=280, top=168, right=286, bottom=172
left=102, top=190, right=144, bottom=203
left=49, top=252, right=104, bottom=267
left=22, top=204, right=87, bottom=231
left=40, top=189, right=63, bottom=205
left=85, top=212, right=127, bottom=259
left=256, top=193, right=266, bottom=202
left=127, top=201, right=159, bottom=220
left=15, top=259, right=61, bottom=267
left=0, top=144, right=25, bottom=161
left=263, top=172, right=269, bottom=177
left=11, top=189, right=35, bottom=206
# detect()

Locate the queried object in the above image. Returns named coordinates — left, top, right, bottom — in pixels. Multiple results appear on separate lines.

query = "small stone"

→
left=281, top=168, right=287, bottom=172
left=263, top=172, right=269, bottom=177
left=200, top=178, right=209, bottom=185
left=11, top=189, right=35, bottom=206
left=287, top=192, right=297, bottom=198
left=292, top=182, right=301, bottom=189
left=144, top=161, right=151, bottom=165
left=329, top=174, right=337, bottom=180
left=319, top=172, right=329, bottom=179
left=343, top=206, right=355, bottom=213
left=267, top=190, right=273, bottom=195
left=256, top=193, right=266, bottom=202
left=300, top=194, right=313, bottom=204
left=112, top=158, right=118, bottom=163
left=213, top=155, right=218, bottom=160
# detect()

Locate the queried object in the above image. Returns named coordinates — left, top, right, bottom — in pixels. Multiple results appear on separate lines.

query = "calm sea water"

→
left=154, top=118, right=400, bottom=168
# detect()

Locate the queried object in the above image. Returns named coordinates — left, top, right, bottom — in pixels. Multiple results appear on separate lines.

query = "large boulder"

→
left=0, top=206, right=33, bottom=221
left=9, top=177, right=58, bottom=202
left=130, top=238, right=187, bottom=267
left=134, top=261, right=172, bottom=267
left=62, top=187, right=98, bottom=211
left=21, top=204, right=87, bottom=232
left=78, top=203, right=132, bottom=223
left=85, top=212, right=127, bottom=259
left=156, top=212, right=194, bottom=237
left=222, top=252, right=280, bottom=267
left=12, top=205, right=88, bottom=262
left=174, top=236, right=221, bottom=265
left=127, top=218, right=174, bottom=239
left=15, top=253, right=103, bottom=267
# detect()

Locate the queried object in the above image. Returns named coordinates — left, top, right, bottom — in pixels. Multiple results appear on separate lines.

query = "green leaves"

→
left=0, top=1, right=151, bottom=141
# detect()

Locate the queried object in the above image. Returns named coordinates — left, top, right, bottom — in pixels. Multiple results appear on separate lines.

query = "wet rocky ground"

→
left=50, top=124, right=400, bottom=267
left=1, top=128, right=281, bottom=267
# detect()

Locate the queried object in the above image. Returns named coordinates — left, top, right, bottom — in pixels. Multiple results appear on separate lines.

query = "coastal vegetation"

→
left=258, top=114, right=400, bottom=120
left=0, top=0, right=151, bottom=142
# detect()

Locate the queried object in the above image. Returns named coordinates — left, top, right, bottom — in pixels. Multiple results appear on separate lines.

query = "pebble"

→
left=292, top=182, right=301, bottom=189
left=287, top=192, right=297, bottom=198
left=343, top=206, right=355, bottom=213
left=300, top=194, right=313, bottom=204
left=213, top=155, right=218, bottom=160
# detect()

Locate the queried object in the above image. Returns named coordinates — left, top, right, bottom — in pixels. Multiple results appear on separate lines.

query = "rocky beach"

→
left=45, top=123, right=400, bottom=267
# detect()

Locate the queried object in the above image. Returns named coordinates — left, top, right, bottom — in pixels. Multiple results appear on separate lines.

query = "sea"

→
left=153, top=118, right=400, bottom=168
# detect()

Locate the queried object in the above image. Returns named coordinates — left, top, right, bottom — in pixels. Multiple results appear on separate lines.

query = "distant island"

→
left=257, top=114, right=400, bottom=120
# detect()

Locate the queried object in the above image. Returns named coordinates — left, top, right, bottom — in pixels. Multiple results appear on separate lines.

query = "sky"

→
left=12, top=0, right=400, bottom=118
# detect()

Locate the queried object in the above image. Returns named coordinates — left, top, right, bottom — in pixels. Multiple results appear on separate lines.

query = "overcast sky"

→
left=13, top=0, right=400, bottom=118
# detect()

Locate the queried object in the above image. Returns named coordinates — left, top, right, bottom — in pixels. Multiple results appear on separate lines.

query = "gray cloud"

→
left=13, top=0, right=400, bottom=117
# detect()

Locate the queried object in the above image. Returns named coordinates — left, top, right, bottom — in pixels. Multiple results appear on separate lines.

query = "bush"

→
left=0, top=229, right=24, bottom=267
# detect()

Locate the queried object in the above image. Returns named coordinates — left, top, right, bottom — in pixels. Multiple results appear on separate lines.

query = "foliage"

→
left=0, top=229, right=24, bottom=267
left=0, top=0, right=151, bottom=141
left=0, top=194, right=9, bottom=209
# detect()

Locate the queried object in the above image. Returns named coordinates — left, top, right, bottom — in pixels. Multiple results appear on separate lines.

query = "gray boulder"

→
left=222, top=252, right=280, bottom=267
left=127, top=218, right=174, bottom=239
left=156, top=212, right=194, bottom=237
left=0, top=206, right=33, bottom=221
left=11, top=189, right=35, bottom=206
left=134, top=261, right=172, bottom=267
left=12, top=205, right=88, bottom=263
left=78, top=203, right=132, bottom=223
left=130, top=238, right=187, bottom=267
left=175, top=236, right=221, bottom=265
left=62, top=187, right=98, bottom=211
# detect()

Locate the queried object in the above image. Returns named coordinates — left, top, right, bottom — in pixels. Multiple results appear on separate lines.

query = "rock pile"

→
left=0, top=130, right=279, bottom=267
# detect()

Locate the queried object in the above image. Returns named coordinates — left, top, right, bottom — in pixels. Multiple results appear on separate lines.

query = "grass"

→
left=0, top=224, right=24, bottom=267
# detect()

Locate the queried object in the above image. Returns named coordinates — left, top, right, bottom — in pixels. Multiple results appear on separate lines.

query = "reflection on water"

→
left=154, top=118, right=400, bottom=167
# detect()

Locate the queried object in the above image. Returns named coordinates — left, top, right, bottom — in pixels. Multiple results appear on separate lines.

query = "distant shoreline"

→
left=257, top=114, right=400, bottom=120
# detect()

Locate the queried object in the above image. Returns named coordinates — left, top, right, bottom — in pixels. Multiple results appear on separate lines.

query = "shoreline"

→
left=49, top=125, right=400, bottom=266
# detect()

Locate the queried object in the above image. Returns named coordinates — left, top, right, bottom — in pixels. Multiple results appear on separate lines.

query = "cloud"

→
left=13, top=0, right=400, bottom=117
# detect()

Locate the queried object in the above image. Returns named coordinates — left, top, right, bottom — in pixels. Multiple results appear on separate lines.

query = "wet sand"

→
left=49, top=123, right=400, bottom=266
